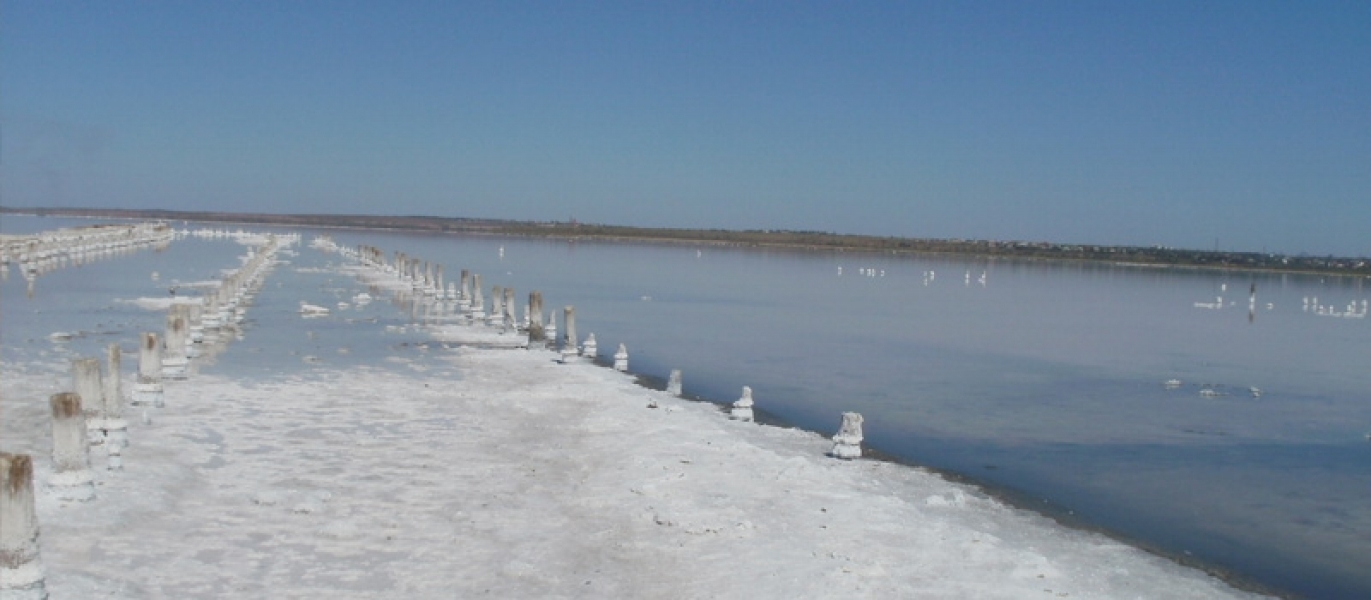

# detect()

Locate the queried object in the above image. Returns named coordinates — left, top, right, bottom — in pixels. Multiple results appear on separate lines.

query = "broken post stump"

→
left=49, top=392, right=96, bottom=501
left=829, top=412, right=864, bottom=459
left=730, top=386, right=755, bottom=422
left=0, top=452, right=48, bottom=599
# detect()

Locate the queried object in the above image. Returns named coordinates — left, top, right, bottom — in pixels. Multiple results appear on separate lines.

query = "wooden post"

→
left=0, top=453, right=47, bottom=598
left=545, top=305, right=557, bottom=342
left=163, top=305, right=190, bottom=379
left=489, top=285, right=504, bottom=326
left=471, top=274, right=485, bottom=320
left=459, top=269, right=471, bottom=311
left=560, top=306, right=578, bottom=362
left=132, top=332, right=165, bottom=407
left=72, top=357, right=104, bottom=446
left=527, top=291, right=546, bottom=344
left=829, top=412, right=864, bottom=459
left=503, top=287, right=516, bottom=332
left=103, top=343, right=129, bottom=452
left=49, top=392, right=96, bottom=501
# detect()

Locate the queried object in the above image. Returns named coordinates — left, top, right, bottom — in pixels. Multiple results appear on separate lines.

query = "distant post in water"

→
left=829, top=412, right=864, bottom=459
left=730, top=386, right=754, bottom=421
left=613, top=343, right=628, bottom=371
left=667, top=369, right=683, bottom=396
left=0, top=452, right=47, bottom=599
left=72, top=357, right=105, bottom=446
left=49, top=392, right=96, bottom=501
left=132, top=332, right=165, bottom=407
left=527, top=291, right=546, bottom=344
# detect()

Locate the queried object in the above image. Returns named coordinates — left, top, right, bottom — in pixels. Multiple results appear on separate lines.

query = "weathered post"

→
left=527, top=291, right=546, bottom=344
left=545, top=307, right=557, bottom=342
left=829, top=412, right=864, bottom=459
left=503, top=287, right=516, bottom=331
left=103, top=343, right=129, bottom=451
left=730, top=386, right=755, bottom=421
left=132, top=332, right=164, bottom=407
left=561, top=306, right=579, bottom=363
left=72, top=357, right=105, bottom=446
left=49, top=392, right=96, bottom=501
left=0, top=453, right=47, bottom=599
left=162, top=305, right=189, bottom=379
left=459, top=269, right=471, bottom=312
left=667, top=369, right=683, bottom=396
left=489, top=285, right=504, bottom=326
left=613, top=343, right=629, bottom=371
left=471, top=274, right=485, bottom=320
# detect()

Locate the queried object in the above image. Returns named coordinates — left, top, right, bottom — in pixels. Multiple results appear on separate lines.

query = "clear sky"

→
left=3, top=2, right=1368, bottom=256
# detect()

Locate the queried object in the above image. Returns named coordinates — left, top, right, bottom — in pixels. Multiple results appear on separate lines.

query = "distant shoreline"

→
left=5, top=206, right=1367, bottom=277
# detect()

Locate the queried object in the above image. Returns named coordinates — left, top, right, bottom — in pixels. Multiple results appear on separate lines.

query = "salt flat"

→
left=3, top=342, right=1267, bottom=599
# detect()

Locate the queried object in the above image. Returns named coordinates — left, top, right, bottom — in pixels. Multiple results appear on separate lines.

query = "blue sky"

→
left=3, top=2, right=1368, bottom=255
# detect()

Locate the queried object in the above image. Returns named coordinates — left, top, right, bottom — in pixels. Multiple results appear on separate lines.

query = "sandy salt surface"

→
left=2, top=347, right=1268, bottom=599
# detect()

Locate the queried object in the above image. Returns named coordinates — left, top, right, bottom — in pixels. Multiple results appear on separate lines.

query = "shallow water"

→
left=3, top=215, right=1368, bottom=598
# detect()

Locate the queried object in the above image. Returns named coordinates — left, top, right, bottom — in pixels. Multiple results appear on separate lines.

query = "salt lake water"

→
left=3, top=215, right=1368, bottom=598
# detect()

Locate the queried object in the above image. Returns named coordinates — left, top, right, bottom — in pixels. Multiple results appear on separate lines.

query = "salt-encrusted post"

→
left=829, top=412, right=864, bottom=459
left=489, top=285, right=504, bottom=326
left=103, top=343, right=129, bottom=452
left=730, top=386, right=754, bottom=421
left=560, top=306, right=579, bottom=362
left=527, top=291, right=546, bottom=344
left=613, top=343, right=629, bottom=371
left=49, top=392, right=96, bottom=501
left=0, top=452, right=47, bottom=599
left=132, top=332, right=164, bottom=407
left=459, top=269, right=471, bottom=312
left=582, top=333, right=598, bottom=360
left=545, top=308, right=557, bottom=342
left=162, top=305, right=190, bottom=379
left=667, top=369, right=683, bottom=396
left=471, top=275, right=486, bottom=320
left=72, top=357, right=105, bottom=446
left=502, top=287, right=516, bottom=331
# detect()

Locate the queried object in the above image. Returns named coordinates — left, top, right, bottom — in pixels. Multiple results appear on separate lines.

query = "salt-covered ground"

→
left=3, top=339, right=1268, bottom=599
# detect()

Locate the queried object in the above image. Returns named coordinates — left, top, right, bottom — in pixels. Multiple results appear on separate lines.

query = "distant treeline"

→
left=6, top=206, right=1368, bottom=276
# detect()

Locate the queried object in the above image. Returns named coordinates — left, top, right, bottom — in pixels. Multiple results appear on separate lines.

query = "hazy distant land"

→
left=5, top=206, right=1367, bottom=276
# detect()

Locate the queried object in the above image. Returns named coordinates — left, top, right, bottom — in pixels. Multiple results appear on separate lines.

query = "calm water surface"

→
left=3, top=216, right=1368, bottom=598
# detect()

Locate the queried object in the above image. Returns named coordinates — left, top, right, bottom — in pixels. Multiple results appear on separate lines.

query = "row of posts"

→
left=0, top=234, right=285, bottom=599
left=345, top=245, right=630, bottom=369
left=345, top=243, right=865, bottom=458
left=0, top=223, right=177, bottom=297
